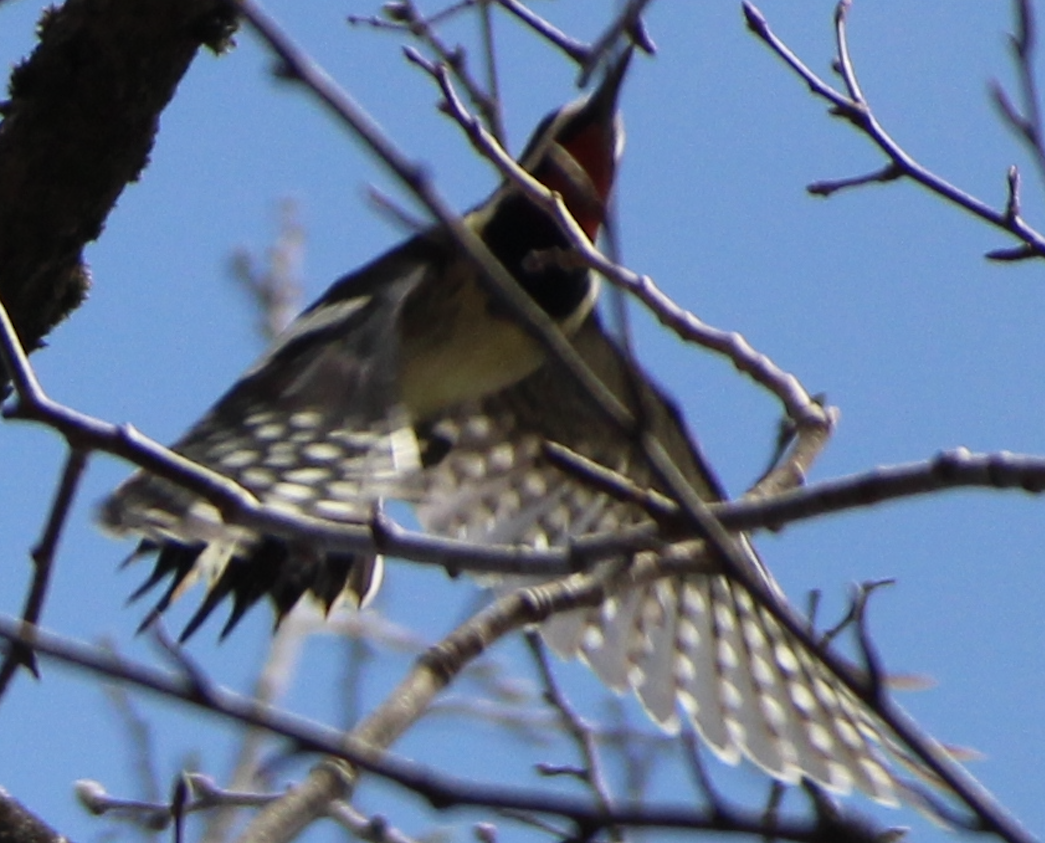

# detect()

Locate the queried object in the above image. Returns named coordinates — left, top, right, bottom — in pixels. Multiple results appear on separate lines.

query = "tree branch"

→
left=744, top=0, right=1045, bottom=262
left=0, top=0, right=237, bottom=372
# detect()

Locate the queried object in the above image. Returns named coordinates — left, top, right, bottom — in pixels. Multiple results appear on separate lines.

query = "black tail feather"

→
left=179, top=559, right=247, bottom=643
left=135, top=542, right=207, bottom=633
left=125, top=536, right=368, bottom=639
left=218, top=539, right=289, bottom=639
left=128, top=540, right=204, bottom=604
left=120, top=538, right=158, bottom=571
left=311, top=553, right=356, bottom=613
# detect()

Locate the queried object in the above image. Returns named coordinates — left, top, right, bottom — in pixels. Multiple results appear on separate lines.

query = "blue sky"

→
left=1, top=2, right=1043, bottom=841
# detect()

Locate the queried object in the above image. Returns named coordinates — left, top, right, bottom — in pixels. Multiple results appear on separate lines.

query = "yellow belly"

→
left=399, top=262, right=596, bottom=420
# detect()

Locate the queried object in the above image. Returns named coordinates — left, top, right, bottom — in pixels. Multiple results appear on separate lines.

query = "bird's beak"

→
left=585, top=45, right=634, bottom=126
left=546, top=47, right=632, bottom=238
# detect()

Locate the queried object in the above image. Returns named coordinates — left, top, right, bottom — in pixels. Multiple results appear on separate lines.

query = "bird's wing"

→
left=416, top=312, right=914, bottom=805
left=100, top=236, right=444, bottom=635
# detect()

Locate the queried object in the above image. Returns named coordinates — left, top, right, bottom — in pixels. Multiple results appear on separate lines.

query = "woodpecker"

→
left=102, top=51, right=921, bottom=807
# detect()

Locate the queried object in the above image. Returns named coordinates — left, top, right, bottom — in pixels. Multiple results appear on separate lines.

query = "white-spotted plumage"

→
left=416, top=313, right=921, bottom=807
left=99, top=49, right=929, bottom=808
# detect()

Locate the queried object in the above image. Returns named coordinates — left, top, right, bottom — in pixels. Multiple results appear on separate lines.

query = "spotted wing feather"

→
left=101, top=237, right=444, bottom=634
left=417, top=312, right=914, bottom=805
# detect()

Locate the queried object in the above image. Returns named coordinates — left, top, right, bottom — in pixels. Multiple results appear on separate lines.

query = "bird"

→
left=101, top=49, right=922, bottom=808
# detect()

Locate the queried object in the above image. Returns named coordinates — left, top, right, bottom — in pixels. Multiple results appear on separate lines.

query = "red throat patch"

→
left=538, top=122, right=615, bottom=241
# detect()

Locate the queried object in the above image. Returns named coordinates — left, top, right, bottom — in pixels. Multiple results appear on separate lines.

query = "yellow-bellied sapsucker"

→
left=102, top=50, right=920, bottom=807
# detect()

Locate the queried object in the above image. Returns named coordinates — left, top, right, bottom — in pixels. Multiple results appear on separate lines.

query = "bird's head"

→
left=517, top=48, right=632, bottom=241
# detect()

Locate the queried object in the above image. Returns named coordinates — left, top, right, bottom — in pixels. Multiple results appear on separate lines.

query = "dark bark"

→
left=0, top=789, right=69, bottom=843
left=0, top=0, right=237, bottom=371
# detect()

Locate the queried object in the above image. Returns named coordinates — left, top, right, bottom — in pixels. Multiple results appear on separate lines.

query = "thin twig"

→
left=990, top=0, right=1045, bottom=192
left=0, top=447, right=87, bottom=697
left=543, top=440, right=680, bottom=524
left=103, top=680, right=164, bottom=807
left=524, top=632, right=619, bottom=840
left=199, top=619, right=308, bottom=843
left=76, top=773, right=277, bottom=831
left=348, top=0, right=476, bottom=31
left=743, top=0, right=1045, bottom=261
left=581, top=0, right=656, bottom=85
left=388, top=0, right=503, bottom=141
left=680, top=730, right=736, bottom=817
left=477, top=0, right=505, bottom=143
left=229, top=199, right=304, bottom=343
left=717, top=446, right=1045, bottom=533
left=492, top=0, right=590, bottom=64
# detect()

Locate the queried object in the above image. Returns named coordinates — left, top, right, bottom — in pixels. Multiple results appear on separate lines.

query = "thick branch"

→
left=0, top=0, right=236, bottom=365
left=0, top=789, right=69, bottom=843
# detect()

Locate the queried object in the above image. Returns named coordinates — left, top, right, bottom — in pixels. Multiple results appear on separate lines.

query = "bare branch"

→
left=0, top=0, right=237, bottom=373
left=807, top=163, right=903, bottom=197
left=360, top=0, right=506, bottom=143
left=990, top=0, right=1045, bottom=191
left=745, top=0, right=1045, bottom=261
left=719, top=447, right=1045, bottom=533
left=492, top=0, right=591, bottom=65
left=524, top=632, right=618, bottom=838
left=0, top=447, right=87, bottom=697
